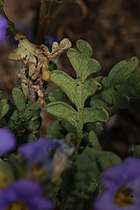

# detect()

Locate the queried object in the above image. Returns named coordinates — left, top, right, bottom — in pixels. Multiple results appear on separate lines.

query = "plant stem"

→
left=36, top=0, right=52, bottom=44
left=76, top=108, right=84, bottom=153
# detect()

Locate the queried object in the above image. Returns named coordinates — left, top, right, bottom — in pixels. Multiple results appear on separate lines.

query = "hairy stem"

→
left=76, top=109, right=84, bottom=153
left=36, top=0, right=52, bottom=44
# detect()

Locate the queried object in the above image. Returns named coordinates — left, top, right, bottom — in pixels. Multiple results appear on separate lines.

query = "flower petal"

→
left=0, top=128, right=16, bottom=155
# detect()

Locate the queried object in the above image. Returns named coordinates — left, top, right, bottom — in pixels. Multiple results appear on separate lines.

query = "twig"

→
left=35, top=0, right=52, bottom=44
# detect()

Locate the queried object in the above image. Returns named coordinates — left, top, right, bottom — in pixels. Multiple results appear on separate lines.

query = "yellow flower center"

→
left=6, top=200, right=28, bottom=210
left=0, top=171, right=14, bottom=189
left=114, top=186, right=134, bottom=207
left=31, top=164, right=48, bottom=178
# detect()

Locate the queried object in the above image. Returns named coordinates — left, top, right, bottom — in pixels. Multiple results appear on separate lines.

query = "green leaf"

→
left=12, top=88, right=26, bottom=111
left=47, top=120, right=64, bottom=139
left=67, top=48, right=81, bottom=76
left=21, top=101, right=40, bottom=120
left=67, top=40, right=101, bottom=80
left=10, top=110, right=19, bottom=122
left=102, top=57, right=139, bottom=88
left=83, top=79, right=101, bottom=101
left=76, top=39, right=93, bottom=57
left=116, top=70, right=140, bottom=99
left=88, top=131, right=101, bottom=150
left=82, top=148, right=121, bottom=172
left=112, top=91, right=129, bottom=109
left=0, top=99, right=9, bottom=119
left=26, top=118, right=40, bottom=131
left=46, top=101, right=78, bottom=128
left=90, top=97, right=108, bottom=109
left=83, top=107, right=109, bottom=124
left=133, top=145, right=140, bottom=158
left=100, top=88, right=129, bottom=109
left=50, top=70, right=78, bottom=106
left=81, top=58, right=101, bottom=81
left=95, top=151, right=122, bottom=171
left=50, top=71, right=100, bottom=109
left=48, top=88, right=64, bottom=102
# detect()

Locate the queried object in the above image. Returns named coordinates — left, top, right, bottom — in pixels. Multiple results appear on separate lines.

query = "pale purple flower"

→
left=18, top=138, right=74, bottom=180
left=93, top=158, right=140, bottom=210
left=0, top=128, right=16, bottom=155
left=0, top=179, right=54, bottom=210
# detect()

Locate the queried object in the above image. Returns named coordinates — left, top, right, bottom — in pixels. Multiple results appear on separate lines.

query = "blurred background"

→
left=1, top=0, right=140, bottom=157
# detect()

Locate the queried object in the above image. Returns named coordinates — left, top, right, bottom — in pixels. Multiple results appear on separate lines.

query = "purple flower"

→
left=18, top=138, right=74, bottom=180
left=93, top=158, right=140, bottom=210
left=0, top=128, right=16, bottom=155
left=0, top=179, right=54, bottom=210
left=19, top=138, right=60, bottom=165
left=0, top=15, right=8, bottom=46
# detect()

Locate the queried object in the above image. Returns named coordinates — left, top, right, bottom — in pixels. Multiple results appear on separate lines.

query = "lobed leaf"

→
left=46, top=101, right=78, bottom=128
left=67, top=40, right=101, bottom=80
left=76, top=39, right=93, bottom=58
left=116, top=70, right=140, bottom=99
left=50, top=70, right=78, bottom=107
left=100, top=87, right=129, bottom=109
left=83, top=107, right=109, bottom=124
left=102, top=57, right=139, bottom=88
left=83, top=79, right=101, bottom=102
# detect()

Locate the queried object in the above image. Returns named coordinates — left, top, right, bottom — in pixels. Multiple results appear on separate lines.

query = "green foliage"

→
left=95, top=57, right=140, bottom=109
left=1, top=34, right=140, bottom=210
left=133, top=145, right=140, bottom=158
left=67, top=40, right=101, bottom=81
left=12, top=87, right=26, bottom=111
left=0, top=99, right=9, bottom=119
left=48, top=88, right=64, bottom=102
left=45, top=39, right=140, bottom=154
left=46, top=101, right=78, bottom=128
left=0, top=87, right=41, bottom=140
left=88, top=131, right=101, bottom=149
left=61, top=147, right=121, bottom=210
left=46, top=40, right=107, bottom=151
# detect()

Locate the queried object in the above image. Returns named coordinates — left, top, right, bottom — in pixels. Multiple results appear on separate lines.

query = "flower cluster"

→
left=0, top=179, right=53, bottom=210
left=93, top=158, right=140, bottom=210
left=0, top=15, right=8, bottom=46
left=0, top=127, right=74, bottom=209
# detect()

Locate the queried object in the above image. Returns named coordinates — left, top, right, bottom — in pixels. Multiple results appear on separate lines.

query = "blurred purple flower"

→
left=19, top=138, right=60, bottom=165
left=18, top=138, right=74, bottom=180
left=45, top=34, right=60, bottom=51
left=93, top=158, right=140, bottom=210
left=0, top=15, right=8, bottom=46
left=0, top=128, right=16, bottom=155
left=0, top=179, right=54, bottom=210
